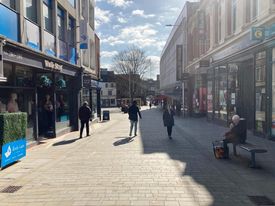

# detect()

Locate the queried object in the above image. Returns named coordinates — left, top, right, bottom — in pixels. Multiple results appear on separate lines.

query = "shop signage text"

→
left=1, top=139, right=26, bottom=168
left=44, top=60, right=63, bottom=72
left=83, top=75, right=91, bottom=88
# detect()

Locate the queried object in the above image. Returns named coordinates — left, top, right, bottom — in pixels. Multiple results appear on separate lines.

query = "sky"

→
left=95, top=0, right=196, bottom=79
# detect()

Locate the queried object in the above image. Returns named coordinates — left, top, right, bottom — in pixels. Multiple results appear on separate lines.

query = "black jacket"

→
left=128, top=105, right=141, bottom=121
left=163, top=109, right=175, bottom=127
left=78, top=105, right=92, bottom=121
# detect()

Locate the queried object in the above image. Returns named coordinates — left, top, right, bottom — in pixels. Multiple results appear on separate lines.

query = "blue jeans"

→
left=129, top=120, right=138, bottom=136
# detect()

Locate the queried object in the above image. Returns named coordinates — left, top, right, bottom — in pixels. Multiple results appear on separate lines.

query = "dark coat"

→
left=163, top=109, right=175, bottom=127
left=128, top=105, right=141, bottom=121
left=225, top=122, right=245, bottom=144
left=78, top=105, right=92, bottom=122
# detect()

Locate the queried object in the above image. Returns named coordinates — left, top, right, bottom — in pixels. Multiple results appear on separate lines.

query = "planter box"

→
left=0, top=112, right=27, bottom=168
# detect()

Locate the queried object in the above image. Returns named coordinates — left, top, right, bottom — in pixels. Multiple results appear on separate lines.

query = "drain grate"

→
left=0, top=186, right=22, bottom=193
left=248, top=196, right=275, bottom=206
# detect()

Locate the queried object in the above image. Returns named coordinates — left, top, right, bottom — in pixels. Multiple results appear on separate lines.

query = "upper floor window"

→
left=232, top=0, right=237, bottom=33
left=245, top=0, right=251, bottom=23
left=68, top=16, right=75, bottom=46
left=57, top=7, right=65, bottom=40
left=0, top=0, right=15, bottom=10
left=68, top=0, right=75, bottom=8
left=105, top=83, right=108, bottom=88
left=89, top=0, right=95, bottom=29
left=108, top=90, right=112, bottom=96
left=43, top=0, right=53, bottom=33
left=252, top=0, right=259, bottom=20
left=24, top=0, right=37, bottom=23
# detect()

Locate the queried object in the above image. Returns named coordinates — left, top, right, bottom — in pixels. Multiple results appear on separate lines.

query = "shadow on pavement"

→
left=113, top=137, right=134, bottom=146
left=52, top=138, right=79, bottom=146
left=138, top=108, right=275, bottom=206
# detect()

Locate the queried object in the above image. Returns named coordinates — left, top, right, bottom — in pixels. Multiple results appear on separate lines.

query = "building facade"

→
left=184, top=0, right=275, bottom=138
left=100, top=69, right=117, bottom=108
left=0, top=0, right=100, bottom=145
left=160, top=2, right=199, bottom=110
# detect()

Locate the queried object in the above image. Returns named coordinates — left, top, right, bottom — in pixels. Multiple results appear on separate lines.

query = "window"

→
left=16, top=66, right=34, bottom=87
left=43, top=0, right=53, bottom=32
left=24, top=0, right=37, bottom=23
left=0, top=63, right=13, bottom=86
left=68, top=16, right=75, bottom=46
left=218, top=3, right=222, bottom=42
left=272, top=48, right=275, bottom=136
left=108, top=90, right=112, bottom=96
left=252, top=0, right=259, bottom=20
left=255, top=51, right=266, bottom=133
left=57, top=7, right=65, bottom=40
left=246, top=0, right=251, bottom=23
left=232, top=0, right=237, bottom=33
left=0, top=0, right=15, bottom=10
left=68, top=0, right=75, bottom=7
left=105, top=83, right=108, bottom=88
left=89, top=0, right=95, bottom=29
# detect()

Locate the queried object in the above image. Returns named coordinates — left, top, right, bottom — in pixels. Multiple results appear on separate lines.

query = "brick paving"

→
left=0, top=107, right=274, bottom=206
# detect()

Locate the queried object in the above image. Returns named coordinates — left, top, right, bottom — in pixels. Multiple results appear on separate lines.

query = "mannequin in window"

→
left=44, top=94, right=54, bottom=131
left=7, top=93, right=19, bottom=113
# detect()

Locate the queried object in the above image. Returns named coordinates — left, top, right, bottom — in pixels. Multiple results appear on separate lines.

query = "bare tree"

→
left=112, top=46, right=152, bottom=102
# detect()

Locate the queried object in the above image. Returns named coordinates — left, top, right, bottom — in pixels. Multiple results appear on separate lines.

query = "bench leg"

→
left=250, top=152, right=261, bottom=169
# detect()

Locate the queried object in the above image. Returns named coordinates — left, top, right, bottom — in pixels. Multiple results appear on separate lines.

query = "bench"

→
left=232, top=142, right=267, bottom=168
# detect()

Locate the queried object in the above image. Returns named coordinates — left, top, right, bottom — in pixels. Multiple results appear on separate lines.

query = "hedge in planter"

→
left=0, top=112, right=27, bottom=146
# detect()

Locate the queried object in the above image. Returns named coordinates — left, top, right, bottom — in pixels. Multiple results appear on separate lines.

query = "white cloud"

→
left=95, top=8, right=113, bottom=28
left=101, top=36, right=125, bottom=46
left=101, top=51, right=119, bottom=58
left=132, top=10, right=156, bottom=18
left=103, top=0, right=133, bottom=8
left=113, top=25, right=122, bottom=30
left=156, top=22, right=162, bottom=26
left=117, top=17, right=127, bottom=24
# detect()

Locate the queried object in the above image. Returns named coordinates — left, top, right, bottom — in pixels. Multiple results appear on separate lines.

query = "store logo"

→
left=44, top=60, right=63, bottom=72
left=4, top=146, right=11, bottom=158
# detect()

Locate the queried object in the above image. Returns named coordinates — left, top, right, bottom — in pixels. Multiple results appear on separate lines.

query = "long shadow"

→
left=113, top=137, right=134, bottom=146
left=139, top=108, right=275, bottom=206
left=52, top=138, right=79, bottom=146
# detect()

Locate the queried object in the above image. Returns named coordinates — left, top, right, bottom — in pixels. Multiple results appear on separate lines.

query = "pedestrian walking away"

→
left=128, top=101, right=142, bottom=137
left=78, top=101, right=92, bottom=138
left=163, top=105, right=175, bottom=139
left=149, top=102, right=152, bottom=109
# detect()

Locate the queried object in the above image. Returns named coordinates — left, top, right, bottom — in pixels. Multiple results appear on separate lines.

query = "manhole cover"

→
left=0, top=186, right=22, bottom=193
left=248, top=196, right=275, bottom=205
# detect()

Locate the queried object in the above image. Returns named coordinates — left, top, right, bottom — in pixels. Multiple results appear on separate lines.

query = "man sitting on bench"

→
left=223, top=115, right=245, bottom=158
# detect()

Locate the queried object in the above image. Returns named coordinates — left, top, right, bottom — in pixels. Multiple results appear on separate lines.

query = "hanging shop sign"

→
left=251, top=24, right=275, bottom=41
left=44, top=60, right=63, bottom=72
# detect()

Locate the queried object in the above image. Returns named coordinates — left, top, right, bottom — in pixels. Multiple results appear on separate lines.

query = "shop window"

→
left=228, top=64, right=238, bottom=121
left=0, top=0, right=15, bottom=10
left=0, top=63, right=13, bottom=86
left=255, top=51, right=266, bottom=133
left=24, top=0, right=37, bottom=23
left=207, top=69, right=214, bottom=119
left=219, top=67, right=228, bottom=121
left=0, top=88, right=35, bottom=142
left=15, top=66, right=34, bottom=87
left=91, top=89, right=97, bottom=119
left=57, top=7, right=65, bottom=41
left=43, top=0, right=53, bottom=33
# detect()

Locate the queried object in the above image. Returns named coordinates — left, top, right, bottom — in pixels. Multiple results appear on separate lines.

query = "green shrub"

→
left=0, top=112, right=27, bottom=145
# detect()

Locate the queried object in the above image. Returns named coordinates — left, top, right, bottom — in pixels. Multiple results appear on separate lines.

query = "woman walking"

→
left=163, top=105, right=175, bottom=139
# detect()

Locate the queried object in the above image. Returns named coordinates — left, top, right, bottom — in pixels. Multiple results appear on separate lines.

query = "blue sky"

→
left=95, top=0, right=196, bottom=79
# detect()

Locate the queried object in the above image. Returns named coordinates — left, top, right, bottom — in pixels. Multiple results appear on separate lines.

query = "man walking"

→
left=78, top=101, right=92, bottom=139
left=128, top=101, right=142, bottom=137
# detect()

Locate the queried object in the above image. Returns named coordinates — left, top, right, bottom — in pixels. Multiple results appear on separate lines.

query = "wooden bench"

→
left=232, top=142, right=267, bottom=168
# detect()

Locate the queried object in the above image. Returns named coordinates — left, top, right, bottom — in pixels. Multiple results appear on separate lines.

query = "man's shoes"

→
left=129, top=134, right=132, bottom=137
left=79, top=136, right=82, bottom=139
left=87, top=134, right=90, bottom=137
left=169, top=136, right=172, bottom=139
left=134, top=133, right=137, bottom=136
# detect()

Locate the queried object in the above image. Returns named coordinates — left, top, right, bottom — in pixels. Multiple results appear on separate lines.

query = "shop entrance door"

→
left=237, top=60, right=255, bottom=130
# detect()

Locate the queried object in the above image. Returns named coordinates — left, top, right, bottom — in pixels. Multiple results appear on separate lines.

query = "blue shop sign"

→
left=1, top=139, right=26, bottom=168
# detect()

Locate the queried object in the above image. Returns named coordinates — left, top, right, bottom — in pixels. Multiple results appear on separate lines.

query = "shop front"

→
left=207, top=33, right=275, bottom=138
left=0, top=46, right=81, bottom=144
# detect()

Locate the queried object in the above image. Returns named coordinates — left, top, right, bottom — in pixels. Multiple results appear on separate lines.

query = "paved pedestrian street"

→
left=0, top=107, right=275, bottom=206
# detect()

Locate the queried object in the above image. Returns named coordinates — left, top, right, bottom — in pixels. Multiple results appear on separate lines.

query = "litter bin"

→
left=239, top=118, right=247, bottom=143
left=103, top=110, right=110, bottom=120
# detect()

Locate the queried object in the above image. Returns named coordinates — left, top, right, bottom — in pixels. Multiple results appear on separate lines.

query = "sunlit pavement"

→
left=0, top=107, right=275, bottom=206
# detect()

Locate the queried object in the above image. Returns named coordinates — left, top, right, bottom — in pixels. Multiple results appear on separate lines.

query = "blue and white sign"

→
left=1, top=139, right=26, bottom=168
